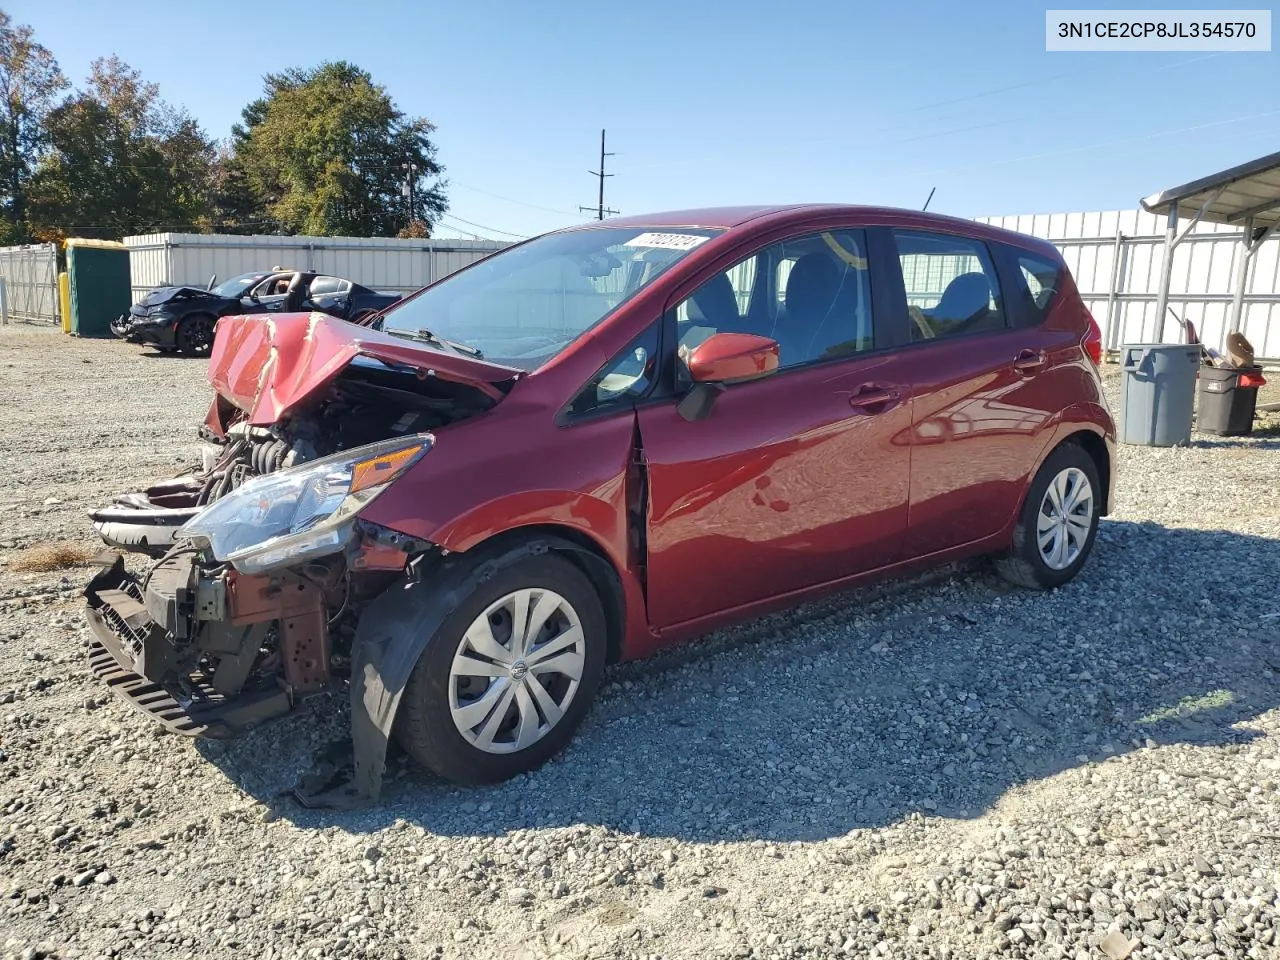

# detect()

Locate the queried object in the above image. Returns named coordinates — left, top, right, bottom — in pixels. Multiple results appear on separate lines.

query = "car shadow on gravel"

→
left=200, top=519, right=1280, bottom=842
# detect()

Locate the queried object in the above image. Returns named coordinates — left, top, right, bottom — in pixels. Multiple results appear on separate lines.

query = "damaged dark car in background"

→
left=83, top=205, right=1115, bottom=807
left=111, top=270, right=401, bottom=355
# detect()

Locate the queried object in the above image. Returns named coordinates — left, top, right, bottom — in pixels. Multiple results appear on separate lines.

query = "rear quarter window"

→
left=1015, top=251, right=1062, bottom=326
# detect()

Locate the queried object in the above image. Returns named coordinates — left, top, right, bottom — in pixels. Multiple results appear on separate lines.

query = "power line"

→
left=610, top=51, right=1233, bottom=175
left=451, top=182, right=582, bottom=217
left=438, top=213, right=529, bottom=239
left=910, top=108, right=1280, bottom=181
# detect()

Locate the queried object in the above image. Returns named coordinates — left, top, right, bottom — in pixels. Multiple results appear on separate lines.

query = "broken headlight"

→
left=179, top=434, right=432, bottom=574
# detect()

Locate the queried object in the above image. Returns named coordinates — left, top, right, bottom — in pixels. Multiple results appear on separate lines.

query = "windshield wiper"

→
left=383, top=327, right=484, bottom=359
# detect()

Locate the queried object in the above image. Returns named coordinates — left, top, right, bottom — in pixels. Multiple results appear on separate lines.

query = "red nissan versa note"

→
left=84, top=205, right=1114, bottom=805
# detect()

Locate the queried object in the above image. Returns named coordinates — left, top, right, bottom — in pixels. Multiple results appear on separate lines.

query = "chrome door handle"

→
left=1013, top=349, right=1047, bottom=374
left=848, top=386, right=901, bottom=413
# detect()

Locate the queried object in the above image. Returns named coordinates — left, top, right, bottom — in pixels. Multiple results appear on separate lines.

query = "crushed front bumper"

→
left=83, top=552, right=331, bottom=739
left=111, top=312, right=175, bottom=346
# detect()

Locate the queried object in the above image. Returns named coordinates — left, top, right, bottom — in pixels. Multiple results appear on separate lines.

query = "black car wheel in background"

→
left=175, top=313, right=217, bottom=355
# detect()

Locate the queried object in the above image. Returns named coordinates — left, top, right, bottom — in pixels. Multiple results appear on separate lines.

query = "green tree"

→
left=206, top=143, right=262, bottom=234
left=229, top=61, right=446, bottom=237
left=0, top=10, right=66, bottom=243
left=27, top=57, right=216, bottom=240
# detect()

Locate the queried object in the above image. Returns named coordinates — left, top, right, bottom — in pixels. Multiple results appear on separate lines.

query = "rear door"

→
left=887, top=229, right=1064, bottom=556
left=307, top=277, right=354, bottom=318
left=637, top=226, right=915, bottom=631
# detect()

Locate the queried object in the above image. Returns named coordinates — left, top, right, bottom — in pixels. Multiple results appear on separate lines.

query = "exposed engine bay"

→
left=92, top=355, right=495, bottom=554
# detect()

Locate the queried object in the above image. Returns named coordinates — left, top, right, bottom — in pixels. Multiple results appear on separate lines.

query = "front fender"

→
left=316, top=539, right=573, bottom=807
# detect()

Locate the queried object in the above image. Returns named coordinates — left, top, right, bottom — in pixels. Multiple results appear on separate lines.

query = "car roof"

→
left=570, top=204, right=1059, bottom=257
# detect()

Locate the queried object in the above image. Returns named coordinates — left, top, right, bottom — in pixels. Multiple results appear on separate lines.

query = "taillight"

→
left=1083, top=314, right=1103, bottom=366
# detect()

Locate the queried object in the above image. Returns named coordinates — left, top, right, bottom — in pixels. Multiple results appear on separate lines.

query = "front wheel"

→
left=394, top=553, right=607, bottom=784
left=996, top=443, right=1101, bottom=589
left=175, top=313, right=216, bottom=355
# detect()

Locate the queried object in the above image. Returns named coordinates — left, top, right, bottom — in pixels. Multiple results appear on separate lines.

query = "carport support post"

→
left=1228, top=216, right=1255, bottom=334
left=1154, top=207, right=1177, bottom=342
left=1104, top=227, right=1126, bottom=353
left=1152, top=187, right=1224, bottom=342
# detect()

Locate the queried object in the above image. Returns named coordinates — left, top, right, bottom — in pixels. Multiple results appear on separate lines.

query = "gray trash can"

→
left=1118, top=343, right=1200, bottom=446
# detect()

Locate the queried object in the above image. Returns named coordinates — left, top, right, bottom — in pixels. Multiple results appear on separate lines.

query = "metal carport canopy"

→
left=1141, top=150, right=1280, bottom=340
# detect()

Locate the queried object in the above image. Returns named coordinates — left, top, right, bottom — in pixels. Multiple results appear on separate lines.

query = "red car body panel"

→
left=357, top=401, right=658, bottom=652
left=255, top=206, right=1114, bottom=663
left=637, top=349, right=914, bottom=630
left=208, top=312, right=521, bottom=425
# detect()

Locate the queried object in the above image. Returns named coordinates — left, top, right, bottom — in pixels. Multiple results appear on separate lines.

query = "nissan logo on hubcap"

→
left=509, top=661, right=528, bottom=682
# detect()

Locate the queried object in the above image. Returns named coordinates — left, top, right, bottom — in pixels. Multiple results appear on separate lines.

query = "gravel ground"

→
left=0, top=322, right=1277, bottom=960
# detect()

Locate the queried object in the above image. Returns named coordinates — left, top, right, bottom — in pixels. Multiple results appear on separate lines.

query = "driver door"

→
left=637, top=227, right=914, bottom=632
left=242, top=275, right=290, bottom=313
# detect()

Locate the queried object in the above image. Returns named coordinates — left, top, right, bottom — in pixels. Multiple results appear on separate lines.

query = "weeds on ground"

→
left=9, top=541, right=96, bottom=572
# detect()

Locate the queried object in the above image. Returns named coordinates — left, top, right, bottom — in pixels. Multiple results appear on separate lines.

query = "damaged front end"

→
left=92, top=312, right=519, bottom=555
left=83, top=313, right=524, bottom=805
left=84, top=548, right=340, bottom=738
left=83, top=434, right=437, bottom=805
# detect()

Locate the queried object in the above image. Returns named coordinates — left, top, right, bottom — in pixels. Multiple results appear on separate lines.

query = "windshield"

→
left=379, top=227, right=722, bottom=369
left=211, top=272, right=266, bottom=298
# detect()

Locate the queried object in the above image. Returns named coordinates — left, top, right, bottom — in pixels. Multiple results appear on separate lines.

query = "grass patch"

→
left=9, top=541, right=97, bottom=572
left=1138, top=689, right=1235, bottom=725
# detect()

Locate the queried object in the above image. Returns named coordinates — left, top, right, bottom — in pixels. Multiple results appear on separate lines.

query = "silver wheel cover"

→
left=1037, top=466, right=1094, bottom=571
left=448, top=588, right=586, bottom=754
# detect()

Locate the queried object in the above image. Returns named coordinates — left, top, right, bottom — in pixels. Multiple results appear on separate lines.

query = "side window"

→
left=1016, top=251, right=1061, bottom=325
left=249, top=277, right=280, bottom=298
left=567, top=324, right=660, bottom=417
left=309, top=276, right=349, bottom=296
left=894, top=231, right=1006, bottom=341
left=675, top=229, right=874, bottom=372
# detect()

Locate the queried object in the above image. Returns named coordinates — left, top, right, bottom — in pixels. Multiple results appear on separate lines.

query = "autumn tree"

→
left=0, top=10, right=66, bottom=243
left=227, top=61, right=446, bottom=237
left=27, top=57, right=216, bottom=240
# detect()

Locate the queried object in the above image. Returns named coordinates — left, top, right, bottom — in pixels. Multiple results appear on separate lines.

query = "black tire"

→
left=996, top=442, right=1101, bottom=590
left=175, top=313, right=216, bottom=356
left=394, top=552, right=607, bottom=785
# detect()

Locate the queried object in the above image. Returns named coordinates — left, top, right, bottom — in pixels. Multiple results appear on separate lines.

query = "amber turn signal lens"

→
left=350, top=444, right=425, bottom=494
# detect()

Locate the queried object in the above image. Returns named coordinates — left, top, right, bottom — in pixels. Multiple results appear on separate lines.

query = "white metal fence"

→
left=0, top=243, right=59, bottom=324
left=123, top=233, right=508, bottom=302
left=977, top=209, right=1280, bottom=359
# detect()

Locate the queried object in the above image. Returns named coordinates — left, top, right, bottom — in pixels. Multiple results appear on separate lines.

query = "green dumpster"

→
left=65, top=238, right=131, bottom=337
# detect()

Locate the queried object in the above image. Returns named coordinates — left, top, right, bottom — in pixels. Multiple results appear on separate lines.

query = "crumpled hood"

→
left=137, top=285, right=217, bottom=308
left=209, top=312, right=522, bottom=425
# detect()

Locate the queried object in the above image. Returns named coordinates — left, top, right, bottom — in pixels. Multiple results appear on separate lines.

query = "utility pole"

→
left=580, top=129, right=618, bottom=220
left=401, top=161, right=419, bottom=223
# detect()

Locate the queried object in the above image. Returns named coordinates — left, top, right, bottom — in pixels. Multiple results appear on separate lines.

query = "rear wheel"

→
left=175, top=314, right=216, bottom=355
left=996, top=443, right=1101, bottom=589
left=394, top=553, right=607, bottom=784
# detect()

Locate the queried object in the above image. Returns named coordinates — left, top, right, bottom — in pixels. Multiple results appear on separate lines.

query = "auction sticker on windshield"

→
left=624, top=232, right=711, bottom=250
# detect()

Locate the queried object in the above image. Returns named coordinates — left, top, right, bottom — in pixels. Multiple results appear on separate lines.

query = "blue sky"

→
left=8, top=0, right=1278, bottom=239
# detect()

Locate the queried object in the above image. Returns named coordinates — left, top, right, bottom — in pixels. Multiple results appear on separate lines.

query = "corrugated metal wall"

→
left=976, top=209, right=1279, bottom=358
left=123, top=233, right=508, bottom=302
left=0, top=243, right=59, bottom=324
